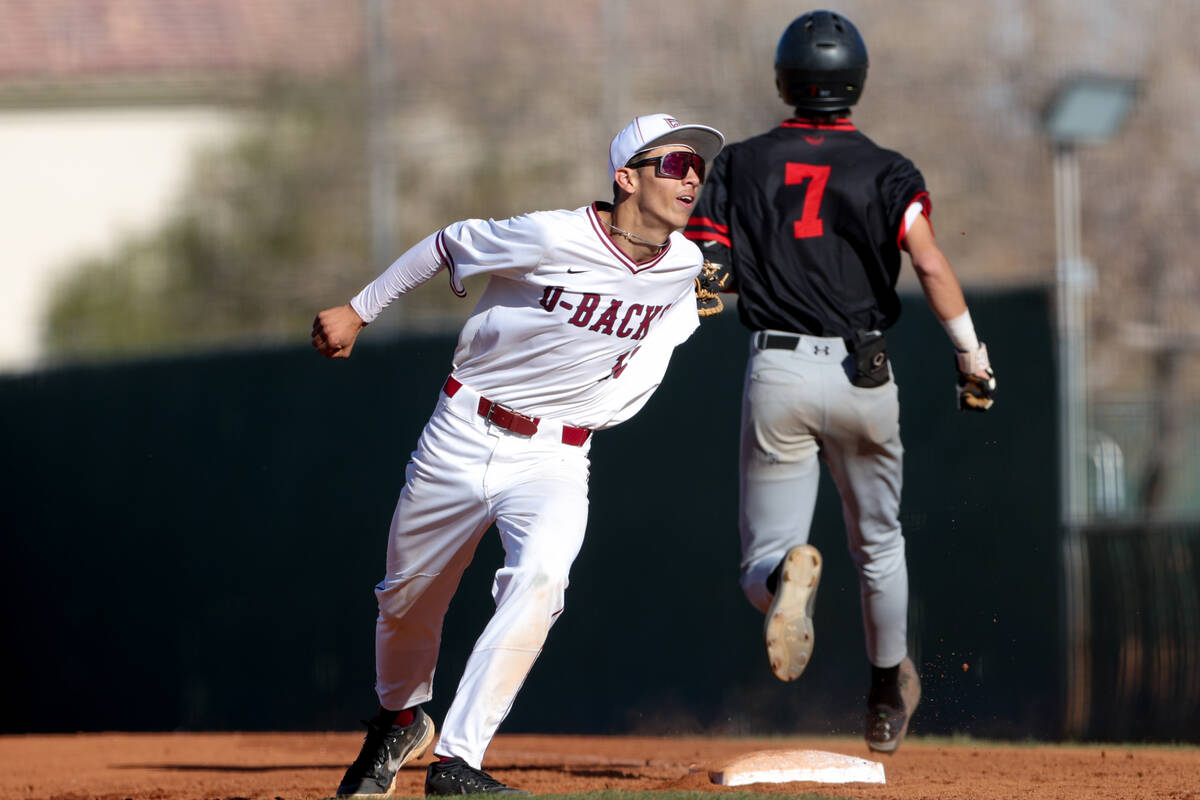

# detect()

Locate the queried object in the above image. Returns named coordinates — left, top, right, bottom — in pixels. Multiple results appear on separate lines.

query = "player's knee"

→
left=489, top=565, right=571, bottom=648
left=495, top=564, right=570, bottom=606
left=856, top=531, right=906, bottom=580
left=374, top=572, right=447, bottom=622
left=531, top=566, right=571, bottom=602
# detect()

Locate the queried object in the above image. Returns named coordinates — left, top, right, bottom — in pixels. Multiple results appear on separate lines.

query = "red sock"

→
left=378, top=706, right=415, bottom=727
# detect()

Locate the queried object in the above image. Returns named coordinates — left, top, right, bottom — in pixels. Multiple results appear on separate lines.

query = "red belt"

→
left=442, top=376, right=592, bottom=446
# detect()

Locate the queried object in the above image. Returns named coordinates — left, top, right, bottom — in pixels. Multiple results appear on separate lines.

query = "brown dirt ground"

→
left=1, top=732, right=1197, bottom=800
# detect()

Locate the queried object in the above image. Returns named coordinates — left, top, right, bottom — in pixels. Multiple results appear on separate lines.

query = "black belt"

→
left=756, top=332, right=804, bottom=350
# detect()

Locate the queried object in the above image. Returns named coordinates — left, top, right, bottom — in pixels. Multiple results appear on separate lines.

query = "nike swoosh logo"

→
left=567, top=268, right=585, bottom=274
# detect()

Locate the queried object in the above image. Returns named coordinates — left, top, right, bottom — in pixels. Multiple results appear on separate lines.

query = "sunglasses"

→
left=626, top=150, right=706, bottom=183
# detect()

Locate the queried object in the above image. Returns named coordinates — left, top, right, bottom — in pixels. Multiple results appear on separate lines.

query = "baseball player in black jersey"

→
left=686, top=10, right=996, bottom=753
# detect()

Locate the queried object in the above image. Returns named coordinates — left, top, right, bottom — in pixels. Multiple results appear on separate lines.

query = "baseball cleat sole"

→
left=763, top=544, right=822, bottom=682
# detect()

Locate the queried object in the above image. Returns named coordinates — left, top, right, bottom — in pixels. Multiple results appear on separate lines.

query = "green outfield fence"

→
left=2, top=287, right=1195, bottom=742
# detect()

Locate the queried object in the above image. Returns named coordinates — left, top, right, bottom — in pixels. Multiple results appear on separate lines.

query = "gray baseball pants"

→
left=738, top=330, right=909, bottom=668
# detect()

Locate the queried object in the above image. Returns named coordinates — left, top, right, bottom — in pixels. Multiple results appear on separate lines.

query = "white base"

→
left=708, top=748, right=886, bottom=786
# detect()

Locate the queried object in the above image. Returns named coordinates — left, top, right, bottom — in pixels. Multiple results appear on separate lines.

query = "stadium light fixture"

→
left=1043, top=76, right=1138, bottom=146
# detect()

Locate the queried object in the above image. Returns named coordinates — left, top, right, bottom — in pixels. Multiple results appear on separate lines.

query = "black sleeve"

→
left=879, top=156, right=929, bottom=235
left=685, top=150, right=734, bottom=288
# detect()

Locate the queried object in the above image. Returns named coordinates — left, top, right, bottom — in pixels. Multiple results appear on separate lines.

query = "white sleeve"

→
left=350, top=232, right=445, bottom=323
left=438, top=214, right=547, bottom=295
left=900, top=200, right=927, bottom=242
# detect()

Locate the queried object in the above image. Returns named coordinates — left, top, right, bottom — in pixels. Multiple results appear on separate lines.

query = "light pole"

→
left=365, top=0, right=399, bottom=308
left=1042, top=75, right=1138, bottom=526
left=1042, top=74, right=1137, bottom=739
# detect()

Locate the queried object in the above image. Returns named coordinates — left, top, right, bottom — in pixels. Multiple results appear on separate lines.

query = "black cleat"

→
left=865, top=657, right=921, bottom=753
left=425, top=756, right=532, bottom=796
left=336, top=707, right=436, bottom=797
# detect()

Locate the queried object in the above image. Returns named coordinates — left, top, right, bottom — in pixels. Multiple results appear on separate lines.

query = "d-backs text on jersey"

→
left=538, top=285, right=670, bottom=340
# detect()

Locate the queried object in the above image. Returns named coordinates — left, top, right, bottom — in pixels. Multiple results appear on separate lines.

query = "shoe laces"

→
left=349, top=719, right=398, bottom=779
left=439, top=758, right=508, bottom=791
left=867, top=707, right=903, bottom=739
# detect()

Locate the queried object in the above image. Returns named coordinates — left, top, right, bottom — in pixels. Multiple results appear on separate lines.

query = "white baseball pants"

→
left=738, top=332, right=909, bottom=669
left=372, top=380, right=591, bottom=768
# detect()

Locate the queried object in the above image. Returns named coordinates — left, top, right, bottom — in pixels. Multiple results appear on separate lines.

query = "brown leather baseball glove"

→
left=696, top=259, right=730, bottom=318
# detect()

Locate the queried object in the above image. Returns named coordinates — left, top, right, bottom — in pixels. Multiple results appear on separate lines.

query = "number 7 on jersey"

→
left=785, top=162, right=830, bottom=239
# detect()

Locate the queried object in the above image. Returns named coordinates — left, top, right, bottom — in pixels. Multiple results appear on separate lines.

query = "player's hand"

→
left=312, top=304, right=366, bottom=359
left=955, top=343, right=996, bottom=412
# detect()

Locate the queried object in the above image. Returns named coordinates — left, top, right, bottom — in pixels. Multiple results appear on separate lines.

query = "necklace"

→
left=602, top=219, right=669, bottom=249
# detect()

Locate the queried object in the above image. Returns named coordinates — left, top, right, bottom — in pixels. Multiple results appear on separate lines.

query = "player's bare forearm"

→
left=312, top=303, right=366, bottom=359
left=915, top=265, right=968, bottom=323
left=902, top=214, right=965, bottom=321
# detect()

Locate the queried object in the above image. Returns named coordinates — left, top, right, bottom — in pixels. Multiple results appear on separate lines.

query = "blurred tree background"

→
left=44, top=78, right=369, bottom=356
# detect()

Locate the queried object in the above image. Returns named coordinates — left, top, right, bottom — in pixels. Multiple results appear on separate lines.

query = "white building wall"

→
left=0, top=107, right=239, bottom=372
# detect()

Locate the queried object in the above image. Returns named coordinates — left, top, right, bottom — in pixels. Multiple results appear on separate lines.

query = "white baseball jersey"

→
left=352, top=202, right=703, bottom=430
left=354, top=200, right=706, bottom=770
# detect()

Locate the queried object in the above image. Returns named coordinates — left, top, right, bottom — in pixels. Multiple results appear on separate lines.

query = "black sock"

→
left=766, top=558, right=784, bottom=596
left=868, top=663, right=902, bottom=710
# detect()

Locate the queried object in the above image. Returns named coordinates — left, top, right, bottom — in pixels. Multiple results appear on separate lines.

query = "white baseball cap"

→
left=608, top=113, right=725, bottom=180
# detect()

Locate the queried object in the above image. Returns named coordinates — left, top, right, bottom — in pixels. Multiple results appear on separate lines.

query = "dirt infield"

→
left=2, top=732, right=1197, bottom=800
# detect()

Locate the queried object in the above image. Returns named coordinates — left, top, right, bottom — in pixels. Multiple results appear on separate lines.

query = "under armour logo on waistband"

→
left=814, top=345, right=830, bottom=355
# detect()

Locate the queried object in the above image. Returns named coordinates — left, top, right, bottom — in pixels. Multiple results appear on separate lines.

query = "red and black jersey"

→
left=686, top=118, right=929, bottom=339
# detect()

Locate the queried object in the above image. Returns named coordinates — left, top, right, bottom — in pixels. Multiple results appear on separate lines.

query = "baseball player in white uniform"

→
left=312, top=113, right=724, bottom=797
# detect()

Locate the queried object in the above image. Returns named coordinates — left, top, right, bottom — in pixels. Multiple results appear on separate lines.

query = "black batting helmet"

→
left=775, top=10, right=869, bottom=112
